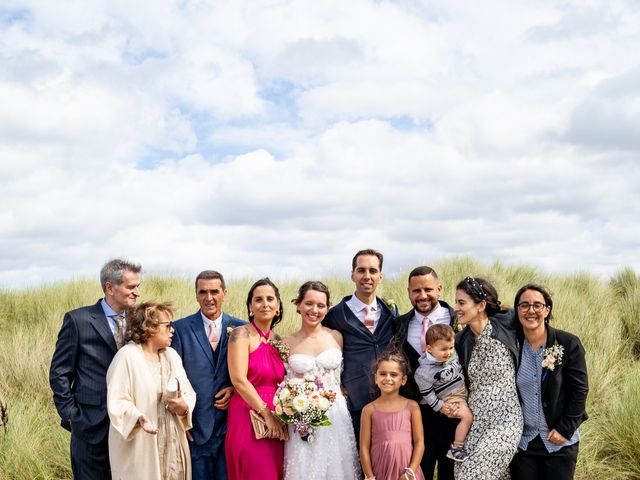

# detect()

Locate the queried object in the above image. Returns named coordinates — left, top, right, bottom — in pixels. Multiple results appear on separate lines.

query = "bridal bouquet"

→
left=273, top=374, right=337, bottom=443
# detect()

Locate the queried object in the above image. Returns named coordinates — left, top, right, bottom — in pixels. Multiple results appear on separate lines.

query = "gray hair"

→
left=100, top=259, right=142, bottom=292
left=195, top=270, right=226, bottom=290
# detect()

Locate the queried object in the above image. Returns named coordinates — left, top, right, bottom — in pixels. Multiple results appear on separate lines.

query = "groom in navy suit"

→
left=50, top=258, right=142, bottom=479
left=323, top=249, right=398, bottom=442
left=171, top=270, right=246, bottom=480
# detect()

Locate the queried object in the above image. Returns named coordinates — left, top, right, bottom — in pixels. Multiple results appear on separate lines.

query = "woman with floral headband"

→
left=509, top=284, right=588, bottom=480
left=451, top=277, right=523, bottom=480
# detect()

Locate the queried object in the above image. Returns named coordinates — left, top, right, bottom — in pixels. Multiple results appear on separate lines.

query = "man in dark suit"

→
left=171, top=270, right=246, bottom=480
left=50, top=258, right=141, bottom=479
left=323, top=249, right=398, bottom=442
left=391, top=266, right=459, bottom=480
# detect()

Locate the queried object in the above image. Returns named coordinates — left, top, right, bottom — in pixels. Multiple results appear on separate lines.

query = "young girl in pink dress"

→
left=360, top=352, right=425, bottom=480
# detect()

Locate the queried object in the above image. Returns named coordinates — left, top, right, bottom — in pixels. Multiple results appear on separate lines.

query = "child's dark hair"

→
left=370, top=349, right=410, bottom=399
left=425, top=323, right=455, bottom=346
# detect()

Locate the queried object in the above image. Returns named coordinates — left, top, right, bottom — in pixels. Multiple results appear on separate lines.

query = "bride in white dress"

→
left=283, top=281, right=361, bottom=480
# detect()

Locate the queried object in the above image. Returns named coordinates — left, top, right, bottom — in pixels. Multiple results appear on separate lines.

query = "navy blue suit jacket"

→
left=323, top=295, right=398, bottom=412
left=171, top=311, right=246, bottom=451
left=49, top=300, right=117, bottom=445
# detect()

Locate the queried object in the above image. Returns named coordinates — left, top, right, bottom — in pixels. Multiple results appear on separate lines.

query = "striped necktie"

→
left=113, top=314, right=125, bottom=349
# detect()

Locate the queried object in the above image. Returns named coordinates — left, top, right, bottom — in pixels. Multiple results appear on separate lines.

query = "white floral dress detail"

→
left=455, top=323, right=523, bottom=480
left=283, top=348, right=361, bottom=480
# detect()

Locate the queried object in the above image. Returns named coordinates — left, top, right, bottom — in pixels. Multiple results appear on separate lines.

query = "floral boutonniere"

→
left=226, top=326, right=235, bottom=336
left=383, top=298, right=397, bottom=314
left=541, top=343, right=564, bottom=380
left=451, top=315, right=460, bottom=333
left=270, top=339, right=290, bottom=363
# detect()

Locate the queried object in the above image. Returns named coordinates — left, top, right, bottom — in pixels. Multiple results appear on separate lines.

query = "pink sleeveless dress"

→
left=370, top=401, right=425, bottom=480
left=225, top=339, right=285, bottom=480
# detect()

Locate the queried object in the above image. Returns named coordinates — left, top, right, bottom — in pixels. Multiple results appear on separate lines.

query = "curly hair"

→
left=125, top=301, right=175, bottom=344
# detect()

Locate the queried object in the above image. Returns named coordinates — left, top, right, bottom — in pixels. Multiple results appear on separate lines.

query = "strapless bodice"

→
left=286, top=348, right=343, bottom=390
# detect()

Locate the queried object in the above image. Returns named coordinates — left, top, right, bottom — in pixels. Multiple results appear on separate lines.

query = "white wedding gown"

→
left=283, top=348, right=361, bottom=480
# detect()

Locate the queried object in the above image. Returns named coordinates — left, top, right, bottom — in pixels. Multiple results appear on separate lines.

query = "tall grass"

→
left=0, top=258, right=638, bottom=479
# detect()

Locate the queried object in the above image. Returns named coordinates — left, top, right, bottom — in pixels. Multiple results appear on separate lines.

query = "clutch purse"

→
left=249, top=410, right=289, bottom=441
left=249, top=410, right=269, bottom=439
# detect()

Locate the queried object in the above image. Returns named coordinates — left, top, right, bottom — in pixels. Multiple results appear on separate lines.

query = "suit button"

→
left=543, top=402, right=547, bottom=407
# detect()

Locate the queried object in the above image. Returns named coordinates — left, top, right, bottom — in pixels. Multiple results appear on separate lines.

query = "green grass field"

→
left=1, top=257, right=639, bottom=479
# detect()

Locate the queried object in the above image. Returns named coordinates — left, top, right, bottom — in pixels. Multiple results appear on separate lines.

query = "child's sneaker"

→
left=446, top=446, right=468, bottom=462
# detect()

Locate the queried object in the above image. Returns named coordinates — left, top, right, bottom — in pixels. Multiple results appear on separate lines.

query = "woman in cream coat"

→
left=107, top=301, right=196, bottom=480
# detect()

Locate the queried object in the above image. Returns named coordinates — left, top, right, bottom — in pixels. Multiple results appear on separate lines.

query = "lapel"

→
left=336, top=296, right=362, bottom=333
left=190, top=312, right=215, bottom=367
left=400, top=309, right=422, bottom=364
left=341, top=296, right=377, bottom=337
left=541, top=325, right=557, bottom=394
left=214, top=314, right=231, bottom=372
left=439, top=300, right=459, bottom=332
left=89, top=301, right=117, bottom=353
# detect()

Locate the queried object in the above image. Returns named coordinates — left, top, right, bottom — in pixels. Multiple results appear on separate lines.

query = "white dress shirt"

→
left=101, top=298, right=126, bottom=336
left=407, top=302, right=451, bottom=354
left=346, top=293, right=381, bottom=330
left=201, top=311, right=223, bottom=339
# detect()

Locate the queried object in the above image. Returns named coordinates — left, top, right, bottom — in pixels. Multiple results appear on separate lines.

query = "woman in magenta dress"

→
left=226, top=278, right=288, bottom=480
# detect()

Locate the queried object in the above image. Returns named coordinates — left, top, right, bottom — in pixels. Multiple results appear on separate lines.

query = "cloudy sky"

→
left=1, top=0, right=639, bottom=288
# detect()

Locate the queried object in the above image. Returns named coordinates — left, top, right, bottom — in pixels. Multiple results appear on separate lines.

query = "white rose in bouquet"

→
left=292, top=396, right=309, bottom=413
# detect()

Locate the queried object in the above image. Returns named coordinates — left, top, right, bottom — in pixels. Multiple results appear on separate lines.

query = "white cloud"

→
left=1, top=0, right=639, bottom=289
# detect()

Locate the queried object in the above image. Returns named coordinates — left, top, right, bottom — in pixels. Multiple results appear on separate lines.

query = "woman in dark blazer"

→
left=510, top=283, right=589, bottom=480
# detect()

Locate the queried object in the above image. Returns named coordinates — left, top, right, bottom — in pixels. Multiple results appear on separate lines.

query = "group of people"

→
left=49, top=250, right=589, bottom=480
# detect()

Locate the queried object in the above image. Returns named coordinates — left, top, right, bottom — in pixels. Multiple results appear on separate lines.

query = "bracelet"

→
left=257, top=403, right=269, bottom=414
left=180, top=406, right=189, bottom=416
left=403, top=467, right=416, bottom=479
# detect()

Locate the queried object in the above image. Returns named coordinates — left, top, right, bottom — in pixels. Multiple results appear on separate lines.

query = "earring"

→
left=249, top=311, right=254, bottom=317
left=275, top=310, right=280, bottom=316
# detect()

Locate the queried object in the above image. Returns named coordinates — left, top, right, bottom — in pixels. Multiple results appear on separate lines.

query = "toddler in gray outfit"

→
left=415, top=324, right=473, bottom=462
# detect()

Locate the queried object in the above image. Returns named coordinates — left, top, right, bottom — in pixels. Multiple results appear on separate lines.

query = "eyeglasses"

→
left=158, top=321, right=173, bottom=329
left=517, top=302, right=547, bottom=313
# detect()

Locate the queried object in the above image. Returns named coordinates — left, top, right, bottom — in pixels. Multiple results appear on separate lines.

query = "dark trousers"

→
left=191, top=435, right=228, bottom=480
left=510, top=436, right=579, bottom=480
left=420, top=404, right=457, bottom=480
left=191, top=450, right=227, bottom=480
left=70, top=433, right=111, bottom=480
left=350, top=408, right=362, bottom=449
